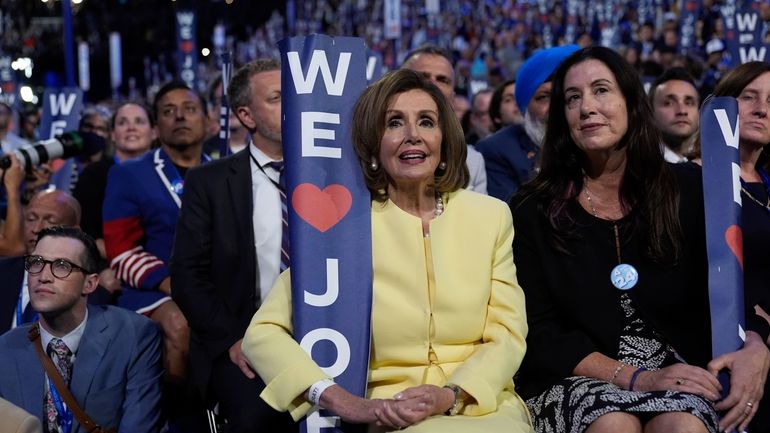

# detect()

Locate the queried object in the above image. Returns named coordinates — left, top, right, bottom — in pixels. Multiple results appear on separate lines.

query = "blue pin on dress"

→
left=611, top=263, right=639, bottom=290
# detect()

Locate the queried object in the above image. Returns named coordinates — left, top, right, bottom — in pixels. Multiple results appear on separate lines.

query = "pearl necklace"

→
left=435, top=194, right=444, bottom=217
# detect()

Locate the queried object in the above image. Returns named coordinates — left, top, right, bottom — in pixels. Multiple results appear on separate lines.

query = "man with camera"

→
left=0, top=153, right=24, bottom=257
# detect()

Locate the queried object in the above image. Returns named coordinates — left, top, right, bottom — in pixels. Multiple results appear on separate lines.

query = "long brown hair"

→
left=515, top=46, right=682, bottom=263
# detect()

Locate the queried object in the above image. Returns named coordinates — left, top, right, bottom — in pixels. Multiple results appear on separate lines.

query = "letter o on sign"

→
left=300, top=328, right=351, bottom=378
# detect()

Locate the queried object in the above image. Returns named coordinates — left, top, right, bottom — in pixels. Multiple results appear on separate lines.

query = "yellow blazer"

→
left=242, top=190, right=531, bottom=430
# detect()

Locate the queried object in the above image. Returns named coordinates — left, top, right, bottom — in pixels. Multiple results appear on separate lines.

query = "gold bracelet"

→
left=609, top=362, right=626, bottom=385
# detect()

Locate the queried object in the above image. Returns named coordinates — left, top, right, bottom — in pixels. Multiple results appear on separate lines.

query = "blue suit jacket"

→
left=0, top=305, right=163, bottom=433
left=475, top=124, right=538, bottom=202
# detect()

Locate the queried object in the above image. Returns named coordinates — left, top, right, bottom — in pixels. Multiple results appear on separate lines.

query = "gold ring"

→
left=747, top=401, right=754, bottom=408
left=675, top=378, right=684, bottom=386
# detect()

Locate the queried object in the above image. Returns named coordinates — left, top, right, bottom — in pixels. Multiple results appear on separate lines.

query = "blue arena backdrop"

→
left=280, top=34, right=372, bottom=433
left=700, top=96, right=745, bottom=397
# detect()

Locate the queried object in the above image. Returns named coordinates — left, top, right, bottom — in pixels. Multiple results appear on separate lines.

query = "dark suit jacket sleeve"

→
left=120, top=317, right=163, bottom=433
left=511, top=196, right=598, bottom=398
left=0, top=257, right=25, bottom=334
left=171, top=166, right=240, bottom=356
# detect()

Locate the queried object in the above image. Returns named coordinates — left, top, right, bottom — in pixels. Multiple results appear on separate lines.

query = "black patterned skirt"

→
left=527, top=295, right=719, bottom=433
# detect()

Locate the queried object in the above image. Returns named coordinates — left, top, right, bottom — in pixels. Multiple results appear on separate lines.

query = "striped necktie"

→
left=267, top=161, right=290, bottom=271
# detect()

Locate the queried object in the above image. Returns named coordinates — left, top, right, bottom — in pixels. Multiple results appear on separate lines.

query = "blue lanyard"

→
left=157, top=148, right=212, bottom=201
left=15, top=293, right=24, bottom=327
left=48, top=379, right=73, bottom=433
left=15, top=284, right=37, bottom=327
left=161, top=154, right=185, bottom=196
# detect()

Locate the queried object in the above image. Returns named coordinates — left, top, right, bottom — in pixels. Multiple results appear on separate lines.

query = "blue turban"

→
left=515, top=45, right=581, bottom=114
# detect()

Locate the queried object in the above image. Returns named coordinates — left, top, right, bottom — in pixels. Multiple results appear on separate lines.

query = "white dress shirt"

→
left=249, top=143, right=283, bottom=302
left=663, top=144, right=688, bottom=164
left=40, top=308, right=89, bottom=362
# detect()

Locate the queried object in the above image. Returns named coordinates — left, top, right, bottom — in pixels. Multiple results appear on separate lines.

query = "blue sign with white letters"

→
left=39, top=87, right=83, bottom=192
left=700, top=96, right=745, bottom=398
left=176, top=10, right=198, bottom=89
left=280, top=34, right=371, bottom=433
left=722, top=2, right=770, bottom=66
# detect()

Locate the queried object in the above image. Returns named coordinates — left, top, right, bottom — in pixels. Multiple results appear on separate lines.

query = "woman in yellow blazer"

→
left=242, top=69, right=533, bottom=432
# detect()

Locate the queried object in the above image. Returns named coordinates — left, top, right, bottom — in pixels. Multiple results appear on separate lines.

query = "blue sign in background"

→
left=700, top=96, right=745, bottom=397
left=280, top=34, right=372, bottom=432
left=722, top=1, right=770, bottom=65
left=176, top=10, right=198, bottom=90
left=39, top=87, right=84, bottom=192
left=0, top=55, right=18, bottom=110
left=678, top=0, right=700, bottom=54
left=366, top=49, right=383, bottom=85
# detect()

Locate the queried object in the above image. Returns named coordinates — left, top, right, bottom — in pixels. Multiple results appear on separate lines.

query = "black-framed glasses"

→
left=24, top=255, right=92, bottom=279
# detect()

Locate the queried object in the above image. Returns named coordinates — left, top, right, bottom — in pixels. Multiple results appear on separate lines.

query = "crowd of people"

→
left=0, top=4, right=768, bottom=433
left=4, top=0, right=769, bottom=103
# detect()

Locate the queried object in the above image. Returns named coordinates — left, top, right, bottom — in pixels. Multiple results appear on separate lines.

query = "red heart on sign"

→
left=180, top=41, right=194, bottom=54
left=725, top=224, right=743, bottom=271
left=292, top=183, right=352, bottom=233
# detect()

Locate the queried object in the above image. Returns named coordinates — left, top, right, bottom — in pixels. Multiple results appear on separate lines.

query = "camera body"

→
left=0, top=131, right=105, bottom=171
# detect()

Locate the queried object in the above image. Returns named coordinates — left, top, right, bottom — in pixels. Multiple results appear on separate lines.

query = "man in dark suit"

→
left=0, top=226, right=163, bottom=432
left=171, top=58, right=296, bottom=432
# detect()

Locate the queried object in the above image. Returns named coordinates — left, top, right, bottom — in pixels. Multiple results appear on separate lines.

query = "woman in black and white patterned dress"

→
left=510, top=46, right=770, bottom=433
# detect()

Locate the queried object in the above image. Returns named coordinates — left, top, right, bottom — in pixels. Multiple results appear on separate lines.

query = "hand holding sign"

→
left=709, top=332, right=770, bottom=433
left=280, top=35, right=372, bottom=433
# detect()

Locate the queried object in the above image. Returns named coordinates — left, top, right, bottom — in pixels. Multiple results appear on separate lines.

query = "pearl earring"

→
left=370, top=158, right=379, bottom=171
left=439, top=161, right=447, bottom=170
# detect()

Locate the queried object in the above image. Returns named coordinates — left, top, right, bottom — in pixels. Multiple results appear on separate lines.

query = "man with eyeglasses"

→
left=0, top=225, right=163, bottom=432
left=103, top=80, right=210, bottom=431
left=0, top=189, right=114, bottom=334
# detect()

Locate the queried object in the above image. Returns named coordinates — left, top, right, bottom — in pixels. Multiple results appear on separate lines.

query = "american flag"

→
left=219, top=51, right=233, bottom=156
